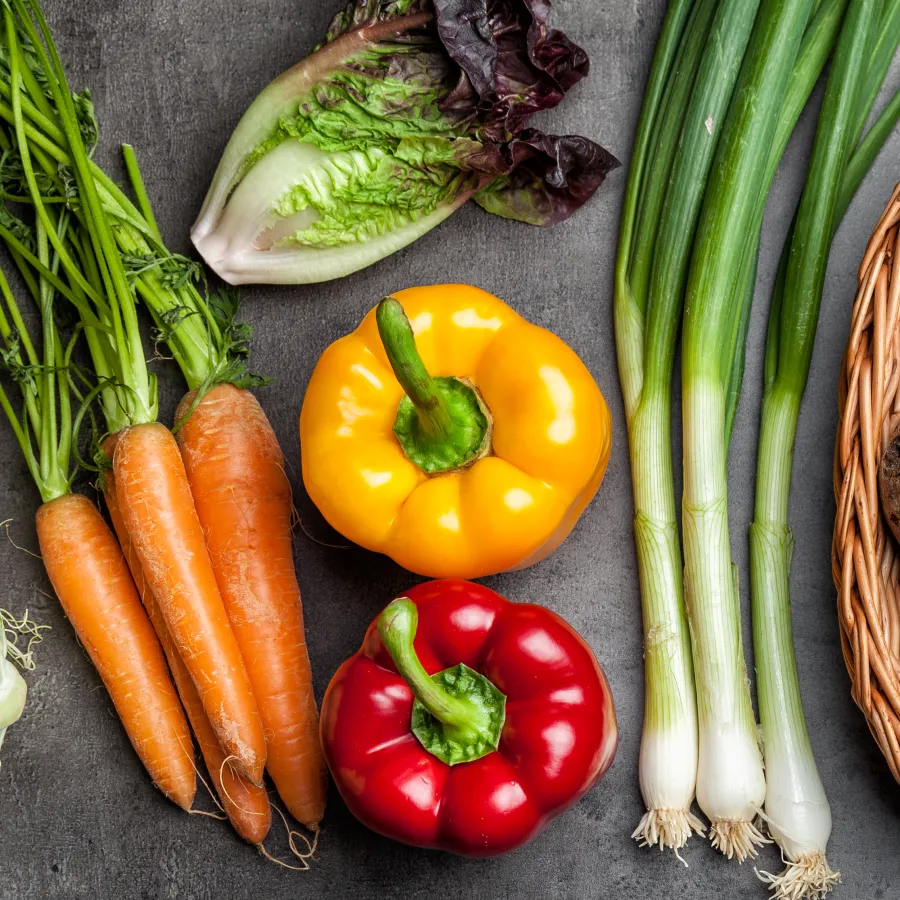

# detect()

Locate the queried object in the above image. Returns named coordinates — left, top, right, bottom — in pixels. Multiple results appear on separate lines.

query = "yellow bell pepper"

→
left=300, top=285, right=612, bottom=579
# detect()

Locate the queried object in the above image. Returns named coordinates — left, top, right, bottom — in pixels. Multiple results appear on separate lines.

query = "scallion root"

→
left=709, top=818, right=770, bottom=862
left=1, top=608, right=49, bottom=671
left=0, top=607, right=47, bottom=765
left=632, top=808, right=706, bottom=853
left=757, top=852, right=840, bottom=900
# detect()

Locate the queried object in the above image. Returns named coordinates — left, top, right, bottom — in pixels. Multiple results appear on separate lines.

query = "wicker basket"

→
left=833, top=182, right=900, bottom=781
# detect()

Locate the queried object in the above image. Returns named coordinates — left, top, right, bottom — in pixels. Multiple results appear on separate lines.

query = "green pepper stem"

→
left=376, top=298, right=454, bottom=439
left=376, top=297, right=492, bottom=475
left=379, top=598, right=485, bottom=732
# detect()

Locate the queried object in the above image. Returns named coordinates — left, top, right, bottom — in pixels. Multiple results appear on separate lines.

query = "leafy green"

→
left=192, top=0, right=617, bottom=284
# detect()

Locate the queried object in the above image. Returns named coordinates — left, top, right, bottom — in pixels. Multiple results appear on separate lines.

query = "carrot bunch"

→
left=0, top=0, right=325, bottom=849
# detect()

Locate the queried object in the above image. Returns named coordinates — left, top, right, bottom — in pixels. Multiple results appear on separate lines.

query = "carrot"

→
left=35, top=493, right=196, bottom=810
left=103, top=435, right=271, bottom=844
left=0, top=0, right=262, bottom=815
left=177, top=384, right=326, bottom=828
left=113, top=421, right=267, bottom=785
left=147, top=597, right=272, bottom=844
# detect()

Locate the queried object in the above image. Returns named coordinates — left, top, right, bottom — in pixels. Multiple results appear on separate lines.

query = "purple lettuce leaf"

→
left=471, top=130, right=619, bottom=225
left=435, top=0, right=591, bottom=139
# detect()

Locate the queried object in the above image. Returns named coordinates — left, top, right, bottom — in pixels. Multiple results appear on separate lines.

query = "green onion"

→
left=616, top=0, right=848, bottom=853
left=680, top=0, right=815, bottom=860
left=614, top=0, right=706, bottom=852
left=751, top=2, right=899, bottom=894
left=617, top=0, right=763, bottom=852
left=723, top=0, right=850, bottom=443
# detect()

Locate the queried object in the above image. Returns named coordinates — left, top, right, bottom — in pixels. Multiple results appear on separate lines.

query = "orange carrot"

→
left=103, top=436, right=271, bottom=844
left=146, top=597, right=272, bottom=844
left=35, top=493, right=196, bottom=810
left=177, top=384, right=326, bottom=827
left=113, top=421, right=267, bottom=784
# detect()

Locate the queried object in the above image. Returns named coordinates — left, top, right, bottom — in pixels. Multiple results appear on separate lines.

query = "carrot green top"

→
left=0, top=0, right=266, bottom=447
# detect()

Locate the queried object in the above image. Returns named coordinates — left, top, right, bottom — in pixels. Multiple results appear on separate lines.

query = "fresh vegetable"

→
left=0, top=627, right=26, bottom=758
left=0, top=607, right=44, bottom=760
left=191, top=0, right=617, bottom=285
left=320, top=580, right=618, bottom=856
left=37, top=494, right=199, bottom=810
left=751, top=2, right=900, bottom=894
left=0, top=653, right=25, bottom=760
left=0, top=0, right=205, bottom=808
left=0, top=0, right=267, bottom=786
left=118, top=150, right=326, bottom=828
left=678, top=0, right=900, bottom=865
left=175, top=383, right=326, bottom=829
left=614, top=0, right=852, bottom=852
left=0, top=0, right=326, bottom=829
left=614, top=0, right=752, bottom=851
left=679, top=0, right=814, bottom=858
left=0, top=191, right=195, bottom=812
left=300, top=285, right=612, bottom=579
left=103, top=434, right=272, bottom=845
left=115, top=424, right=269, bottom=786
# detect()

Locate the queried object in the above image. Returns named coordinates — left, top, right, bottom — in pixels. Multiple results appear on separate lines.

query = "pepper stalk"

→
left=375, top=297, right=492, bottom=475
left=378, top=598, right=506, bottom=765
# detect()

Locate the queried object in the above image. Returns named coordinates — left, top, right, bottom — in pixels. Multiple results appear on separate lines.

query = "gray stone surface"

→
left=1, top=1, right=899, bottom=898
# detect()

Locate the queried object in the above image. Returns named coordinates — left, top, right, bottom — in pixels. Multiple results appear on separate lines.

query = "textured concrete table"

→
left=2, top=2, right=899, bottom=898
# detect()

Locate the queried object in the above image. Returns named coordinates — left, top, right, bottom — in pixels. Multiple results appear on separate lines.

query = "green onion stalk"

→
left=723, top=0, right=851, bottom=443
left=751, top=1, right=900, bottom=894
left=680, top=0, right=814, bottom=861
left=615, top=0, right=847, bottom=852
left=724, top=0, right=900, bottom=439
left=616, top=0, right=757, bottom=852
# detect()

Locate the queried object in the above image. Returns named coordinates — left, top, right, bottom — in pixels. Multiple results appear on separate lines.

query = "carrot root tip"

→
left=216, top=756, right=269, bottom=818
left=188, top=808, right=228, bottom=822
left=257, top=807, right=319, bottom=871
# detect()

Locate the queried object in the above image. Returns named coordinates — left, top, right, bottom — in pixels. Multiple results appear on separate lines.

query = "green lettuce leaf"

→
left=192, top=0, right=618, bottom=285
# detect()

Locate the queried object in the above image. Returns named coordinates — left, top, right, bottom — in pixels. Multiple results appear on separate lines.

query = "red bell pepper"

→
left=320, top=580, right=618, bottom=856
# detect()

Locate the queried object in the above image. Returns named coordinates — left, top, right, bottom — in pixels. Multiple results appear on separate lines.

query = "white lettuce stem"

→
left=682, top=374, right=767, bottom=858
left=193, top=137, right=471, bottom=285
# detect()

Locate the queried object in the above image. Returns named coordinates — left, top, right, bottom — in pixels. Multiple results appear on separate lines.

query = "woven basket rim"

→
left=832, top=180, right=900, bottom=782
